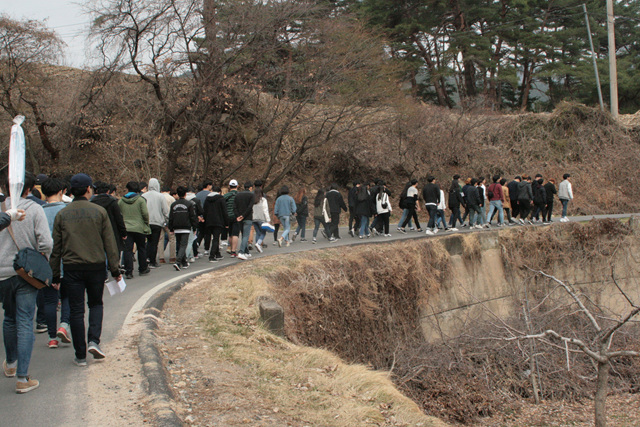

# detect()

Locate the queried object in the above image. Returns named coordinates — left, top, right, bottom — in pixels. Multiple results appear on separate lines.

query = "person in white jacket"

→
left=252, top=188, right=270, bottom=253
left=375, top=182, right=392, bottom=236
left=435, top=189, right=454, bottom=231
left=142, top=178, right=169, bottom=267
left=558, top=173, right=574, bottom=222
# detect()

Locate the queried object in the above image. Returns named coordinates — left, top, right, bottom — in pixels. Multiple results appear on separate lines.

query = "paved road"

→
left=0, top=213, right=634, bottom=425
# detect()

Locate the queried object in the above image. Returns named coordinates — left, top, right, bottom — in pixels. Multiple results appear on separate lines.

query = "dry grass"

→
left=174, top=262, right=446, bottom=426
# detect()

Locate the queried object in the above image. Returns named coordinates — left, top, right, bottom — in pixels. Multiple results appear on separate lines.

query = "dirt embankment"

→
left=151, top=218, right=640, bottom=426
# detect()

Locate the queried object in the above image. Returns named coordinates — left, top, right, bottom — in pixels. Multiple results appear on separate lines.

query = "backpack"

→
left=399, top=186, right=409, bottom=209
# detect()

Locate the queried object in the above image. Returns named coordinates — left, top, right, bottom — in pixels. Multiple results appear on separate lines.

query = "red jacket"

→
left=487, top=183, right=504, bottom=202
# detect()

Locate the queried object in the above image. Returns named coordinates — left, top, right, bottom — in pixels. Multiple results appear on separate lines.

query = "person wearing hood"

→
left=118, top=181, right=151, bottom=279
left=203, top=185, right=228, bottom=262
left=142, top=178, right=169, bottom=268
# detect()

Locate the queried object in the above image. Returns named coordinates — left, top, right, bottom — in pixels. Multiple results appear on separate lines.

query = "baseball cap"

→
left=229, top=179, right=238, bottom=187
left=70, top=173, right=94, bottom=189
left=36, top=174, right=48, bottom=185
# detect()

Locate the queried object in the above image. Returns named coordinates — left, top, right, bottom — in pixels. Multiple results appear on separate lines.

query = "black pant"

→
left=545, top=200, right=554, bottom=221
left=206, top=226, right=223, bottom=258
left=533, top=202, right=546, bottom=221
left=194, top=222, right=211, bottom=254
left=519, top=201, right=531, bottom=220
left=510, top=200, right=519, bottom=218
left=377, top=212, right=390, bottom=234
left=175, top=233, right=189, bottom=265
left=426, top=204, right=437, bottom=229
left=330, top=212, right=341, bottom=239
left=123, top=231, right=148, bottom=274
left=449, top=207, right=462, bottom=228
left=401, top=207, right=421, bottom=229
left=147, top=224, right=163, bottom=265
left=349, top=209, right=360, bottom=232
left=62, top=269, right=106, bottom=360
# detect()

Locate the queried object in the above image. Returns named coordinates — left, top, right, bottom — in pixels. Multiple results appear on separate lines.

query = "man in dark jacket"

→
left=507, top=176, right=521, bottom=219
left=223, top=180, right=239, bottom=256
left=465, top=178, right=482, bottom=228
left=517, top=176, right=534, bottom=224
left=50, top=173, right=121, bottom=366
left=203, top=186, right=228, bottom=262
left=354, top=183, right=372, bottom=238
left=544, top=178, right=557, bottom=223
left=233, top=181, right=255, bottom=259
left=325, top=183, right=347, bottom=241
left=448, top=175, right=464, bottom=229
left=532, top=175, right=547, bottom=223
left=91, top=182, right=127, bottom=258
left=347, top=181, right=360, bottom=237
left=422, top=176, right=440, bottom=234
left=168, top=186, right=198, bottom=270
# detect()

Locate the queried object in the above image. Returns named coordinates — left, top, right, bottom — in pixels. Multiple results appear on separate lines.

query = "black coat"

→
left=507, top=180, right=520, bottom=201
left=91, top=193, right=127, bottom=251
left=544, top=182, right=557, bottom=203
left=169, top=198, right=198, bottom=231
left=422, top=183, right=441, bottom=205
left=448, top=182, right=464, bottom=209
left=296, top=195, right=309, bottom=217
left=326, top=190, right=347, bottom=214
left=354, top=187, right=372, bottom=217
left=203, top=193, right=228, bottom=227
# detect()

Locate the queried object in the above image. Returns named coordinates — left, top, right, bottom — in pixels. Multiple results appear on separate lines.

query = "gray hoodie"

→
left=142, top=178, right=169, bottom=227
left=0, top=197, right=53, bottom=280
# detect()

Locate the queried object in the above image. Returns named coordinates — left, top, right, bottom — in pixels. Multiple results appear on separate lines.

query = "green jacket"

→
left=118, top=193, right=151, bottom=235
left=50, top=198, right=120, bottom=280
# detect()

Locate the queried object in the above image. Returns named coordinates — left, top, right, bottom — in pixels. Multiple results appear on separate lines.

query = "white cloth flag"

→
left=9, top=115, right=26, bottom=211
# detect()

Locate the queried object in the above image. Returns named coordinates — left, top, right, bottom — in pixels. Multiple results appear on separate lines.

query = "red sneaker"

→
left=56, top=327, right=71, bottom=343
left=48, top=339, right=58, bottom=349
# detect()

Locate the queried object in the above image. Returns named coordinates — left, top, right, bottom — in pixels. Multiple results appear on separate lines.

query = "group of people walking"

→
left=0, top=169, right=573, bottom=394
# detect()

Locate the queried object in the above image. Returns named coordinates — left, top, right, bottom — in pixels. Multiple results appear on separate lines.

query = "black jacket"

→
left=422, top=183, right=440, bottom=205
left=448, top=182, right=464, bottom=209
left=91, top=193, right=128, bottom=251
left=477, top=186, right=485, bottom=206
left=203, top=193, right=228, bottom=228
left=544, top=182, right=557, bottom=203
left=234, top=190, right=255, bottom=221
left=518, top=181, right=533, bottom=202
left=296, top=195, right=309, bottom=217
left=533, top=180, right=547, bottom=205
left=355, top=187, right=372, bottom=217
left=326, top=189, right=347, bottom=214
left=465, top=185, right=480, bottom=206
left=507, top=180, right=520, bottom=201
left=168, top=198, right=198, bottom=231
left=347, top=186, right=359, bottom=210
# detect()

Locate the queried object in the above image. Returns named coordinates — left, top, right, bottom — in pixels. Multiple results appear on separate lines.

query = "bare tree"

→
left=0, top=15, right=64, bottom=162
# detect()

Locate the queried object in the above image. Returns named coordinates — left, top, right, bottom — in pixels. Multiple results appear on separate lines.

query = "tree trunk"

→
left=594, top=360, right=609, bottom=427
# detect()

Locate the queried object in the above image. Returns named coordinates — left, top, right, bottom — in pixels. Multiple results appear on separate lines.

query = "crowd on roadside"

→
left=0, top=170, right=573, bottom=394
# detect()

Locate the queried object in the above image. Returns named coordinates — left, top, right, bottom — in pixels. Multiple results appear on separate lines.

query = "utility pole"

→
left=606, top=0, right=618, bottom=119
left=583, top=4, right=604, bottom=112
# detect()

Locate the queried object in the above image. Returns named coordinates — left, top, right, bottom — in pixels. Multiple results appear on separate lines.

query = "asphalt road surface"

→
left=0, top=213, right=634, bottom=426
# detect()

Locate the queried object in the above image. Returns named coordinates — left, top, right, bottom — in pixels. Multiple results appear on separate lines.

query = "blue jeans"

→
left=313, top=218, right=328, bottom=238
left=561, top=199, right=569, bottom=217
left=62, top=269, right=106, bottom=360
left=3, top=276, right=37, bottom=377
left=479, top=204, right=487, bottom=225
left=435, top=209, right=447, bottom=228
left=295, top=215, right=307, bottom=239
left=359, top=215, right=370, bottom=237
left=253, top=221, right=267, bottom=246
left=397, top=209, right=413, bottom=229
left=280, top=215, right=291, bottom=242
left=487, top=200, right=504, bottom=224
left=239, top=220, right=253, bottom=254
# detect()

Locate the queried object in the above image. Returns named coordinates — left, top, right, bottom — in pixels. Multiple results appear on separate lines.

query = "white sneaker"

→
left=425, top=230, right=434, bottom=235
left=432, top=228, right=438, bottom=234
left=236, top=253, right=248, bottom=260
left=450, top=228, right=459, bottom=232
left=188, top=257, right=196, bottom=263
left=256, top=244, right=263, bottom=253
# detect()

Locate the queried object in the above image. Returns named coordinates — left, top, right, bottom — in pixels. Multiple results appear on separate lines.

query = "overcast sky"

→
left=3, top=1, right=92, bottom=68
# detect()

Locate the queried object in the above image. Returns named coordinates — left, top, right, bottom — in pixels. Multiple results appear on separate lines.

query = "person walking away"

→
left=434, top=188, right=450, bottom=231
left=398, top=179, right=422, bottom=233
left=293, top=188, right=308, bottom=241
left=1, top=171, right=53, bottom=393
left=203, top=186, right=228, bottom=262
left=168, top=186, right=198, bottom=270
left=544, top=178, right=557, bottom=223
left=477, top=177, right=488, bottom=227
left=422, top=176, right=440, bottom=235
left=464, top=178, right=482, bottom=228
left=40, top=178, right=71, bottom=348
left=274, top=186, right=297, bottom=246
left=448, top=176, right=463, bottom=230
left=507, top=176, right=521, bottom=220
left=233, top=181, right=255, bottom=260
left=517, top=176, right=534, bottom=224
left=355, top=183, right=372, bottom=238
left=118, top=181, right=151, bottom=279
left=375, top=182, right=392, bottom=236
left=223, top=180, right=240, bottom=257
left=558, top=174, right=573, bottom=222
left=486, top=175, right=505, bottom=226
left=142, top=178, right=169, bottom=268
left=92, top=182, right=127, bottom=264
left=347, top=181, right=360, bottom=237
left=325, top=184, right=347, bottom=241
left=531, top=175, right=547, bottom=223
left=50, top=173, right=121, bottom=367
left=460, top=177, right=472, bottom=227
left=193, top=180, right=212, bottom=257
left=312, top=189, right=330, bottom=243
left=500, top=179, right=515, bottom=225
left=251, top=187, right=270, bottom=253
left=161, top=187, right=176, bottom=263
